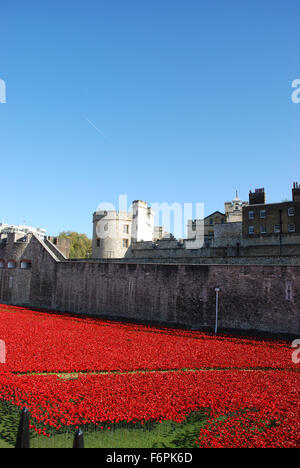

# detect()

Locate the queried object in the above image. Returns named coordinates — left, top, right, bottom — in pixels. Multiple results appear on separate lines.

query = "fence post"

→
left=15, top=408, right=30, bottom=449
left=73, top=429, right=84, bottom=448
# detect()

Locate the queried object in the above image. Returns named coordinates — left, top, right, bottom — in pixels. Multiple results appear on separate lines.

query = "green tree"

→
left=58, top=231, right=92, bottom=259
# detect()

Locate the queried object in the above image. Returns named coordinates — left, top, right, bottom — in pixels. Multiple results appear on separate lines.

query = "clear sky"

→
left=1, top=0, right=300, bottom=237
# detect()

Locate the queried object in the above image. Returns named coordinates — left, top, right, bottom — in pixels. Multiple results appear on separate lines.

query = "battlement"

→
left=93, top=210, right=133, bottom=221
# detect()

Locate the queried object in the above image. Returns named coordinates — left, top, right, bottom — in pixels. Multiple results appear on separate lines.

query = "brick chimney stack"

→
left=292, top=182, right=300, bottom=202
left=249, top=188, right=266, bottom=205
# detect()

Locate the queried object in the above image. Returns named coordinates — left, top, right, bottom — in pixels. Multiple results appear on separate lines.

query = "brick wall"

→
left=243, top=201, right=299, bottom=239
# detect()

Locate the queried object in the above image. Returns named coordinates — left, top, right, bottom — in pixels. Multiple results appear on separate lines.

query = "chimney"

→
left=249, top=188, right=266, bottom=205
left=292, top=182, right=300, bottom=202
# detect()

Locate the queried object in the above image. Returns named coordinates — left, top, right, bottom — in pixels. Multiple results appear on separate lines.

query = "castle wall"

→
left=53, top=262, right=300, bottom=335
left=213, top=222, right=243, bottom=247
left=126, top=241, right=300, bottom=263
left=0, top=235, right=299, bottom=335
left=0, top=234, right=59, bottom=308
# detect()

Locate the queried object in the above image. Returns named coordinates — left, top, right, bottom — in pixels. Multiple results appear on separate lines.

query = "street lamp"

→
left=279, top=209, right=282, bottom=256
left=215, top=288, right=220, bottom=335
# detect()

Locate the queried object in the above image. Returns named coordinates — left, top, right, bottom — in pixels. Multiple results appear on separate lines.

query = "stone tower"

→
left=225, top=191, right=248, bottom=223
left=92, top=210, right=132, bottom=258
left=131, top=200, right=154, bottom=243
left=92, top=200, right=154, bottom=259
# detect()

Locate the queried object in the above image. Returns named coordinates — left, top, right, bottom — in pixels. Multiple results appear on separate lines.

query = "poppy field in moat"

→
left=0, top=304, right=299, bottom=448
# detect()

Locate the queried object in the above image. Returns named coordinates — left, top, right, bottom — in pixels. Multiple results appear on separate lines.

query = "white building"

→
left=0, top=223, right=46, bottom=239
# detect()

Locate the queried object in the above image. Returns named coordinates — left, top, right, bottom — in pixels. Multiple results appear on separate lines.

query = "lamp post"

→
left=279, top=209, right=282, bottom=256
left=215, top=288, right=220, bottom=336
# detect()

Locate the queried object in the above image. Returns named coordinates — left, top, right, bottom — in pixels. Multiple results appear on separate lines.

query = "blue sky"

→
left=1, top=0, right=300, bottom=237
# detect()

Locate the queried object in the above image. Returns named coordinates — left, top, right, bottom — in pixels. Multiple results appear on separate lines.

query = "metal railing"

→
left=15, top=408, right=84, bottom=449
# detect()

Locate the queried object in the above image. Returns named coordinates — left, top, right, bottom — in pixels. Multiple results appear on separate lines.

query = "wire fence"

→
left=0, top=401, right=206, bottom=449
left=14, top=408, right=84, bottom=449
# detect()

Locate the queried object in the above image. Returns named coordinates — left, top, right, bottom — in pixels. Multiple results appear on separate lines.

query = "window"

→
left=192, top=222, right=196, bottom=231
left=248, top=226, right=255, bottom=235
left=20, top=261, right=32, bottom=270
left=0, top=261, right=4, bottom=269
left=260, top=225, right=267, bottom=234
left=248, top=211, right=255, bottom=220
left=123, top=239, right=129, bottom=248
left=260, top=210, right=266, bottom=219
left=288, top=207, right=295, bottom=217
left=96, top=239, right=100, bottom=248
left=209, top=219, right=214, bottom=225
left=288, top=224, right=296, bottom=233
left=7, top=261, right=16, bottom=269
left=274, top=224, right=281, bottom=234
left=123, top=224, right=129, bottom=234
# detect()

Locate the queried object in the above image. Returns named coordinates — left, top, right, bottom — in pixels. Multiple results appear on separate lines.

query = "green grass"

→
left=0, top=399, right=207, bottom=448
left=0, top=439, right=13, bottom=449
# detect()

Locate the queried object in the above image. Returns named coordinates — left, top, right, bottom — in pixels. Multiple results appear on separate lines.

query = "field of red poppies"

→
left=0, top=303, right=299, bottom=448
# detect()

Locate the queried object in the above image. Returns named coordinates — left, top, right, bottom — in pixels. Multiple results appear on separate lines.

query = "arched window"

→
left=20, top=261, right=32, bottom=270
left=7, top=261, right=17, bottom=269
left=0, top=260, right=4, bottom=269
